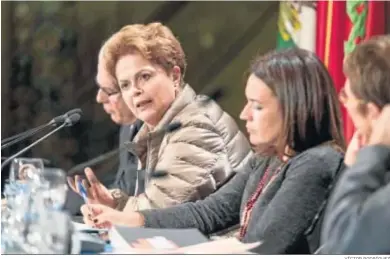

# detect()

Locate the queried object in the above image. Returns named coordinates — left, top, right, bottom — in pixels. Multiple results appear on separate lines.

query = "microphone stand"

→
left=1, top=108, right=82, bottom=150
left=67, top=148, right=119, bottom=176
left=1, top=123, right=67, bottom=171
left=1, top=124, right=51, bottom=150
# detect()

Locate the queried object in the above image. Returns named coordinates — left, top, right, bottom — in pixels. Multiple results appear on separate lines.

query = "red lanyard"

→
left=239, top=164, right=283, bottom=239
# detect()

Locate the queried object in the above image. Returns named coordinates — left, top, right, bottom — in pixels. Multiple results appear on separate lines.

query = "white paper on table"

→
left=107, top=228, right=185, bottom=254
left=108, top=226, right=138, bottom=254
left=178, top=238, right=262, bottom=254
left=107, top=229, right=261, bottom=255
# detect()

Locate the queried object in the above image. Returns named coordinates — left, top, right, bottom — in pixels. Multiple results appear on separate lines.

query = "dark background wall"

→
left=1, top=1, right=279, bottom=180
left=2, top=1, right=389, bottom=182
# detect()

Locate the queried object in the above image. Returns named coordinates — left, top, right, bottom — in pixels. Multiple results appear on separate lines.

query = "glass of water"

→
left=39, top=168, right=68, bottom=210
left=9, top=158, right=44, bottom=184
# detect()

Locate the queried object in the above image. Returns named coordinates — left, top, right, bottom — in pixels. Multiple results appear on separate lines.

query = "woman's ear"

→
left=171, top=66, right=182, bottom=87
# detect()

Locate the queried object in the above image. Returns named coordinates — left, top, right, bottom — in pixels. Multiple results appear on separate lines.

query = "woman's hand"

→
left=80, top=203, right=113, bottom=229
left=67, top=167, right=116, bottom=208
left=80, top=203, right=145, bottom=228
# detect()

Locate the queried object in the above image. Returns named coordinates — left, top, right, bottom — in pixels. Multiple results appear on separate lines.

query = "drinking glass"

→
left=9, top=158, right=44, bottom=184
left=39, top=168, right=68, bottom=210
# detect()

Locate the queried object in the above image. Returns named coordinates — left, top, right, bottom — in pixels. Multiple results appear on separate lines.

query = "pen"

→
left=77, top=179, right=89, bottom=203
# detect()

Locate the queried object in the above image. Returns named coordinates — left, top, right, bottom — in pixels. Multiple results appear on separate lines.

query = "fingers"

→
left=83, top=215, right=95, bottom=227
left=92, top=213, right=113, bottom=229
left=81, top=178, right=93, bottom=198
left=88, top=204, right=114, bottom=228
left=67, top=174, right=93, bottom=200
left=80, top=204, right=91, bottom=215
left=85, top=167, right=99, bottom=185
left=67, top=176, right=77, bottom=193
left=84, top=203, right=105, bottom=214
left=90, top=182, right=99, bottom=200
left=75, top=174, right=83, bottom=193
left=81, top=204, right=94, bottom=227
left=67, top=175, right=85, bottom=195
left=81, top=204, right=110, bottom=228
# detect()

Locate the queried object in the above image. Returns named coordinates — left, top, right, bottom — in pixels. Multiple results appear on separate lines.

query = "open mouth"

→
left=135, top=100, right=152, bottom=109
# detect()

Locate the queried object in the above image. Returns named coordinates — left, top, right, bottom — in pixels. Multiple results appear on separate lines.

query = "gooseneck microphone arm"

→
left=1, top=113, right=81, bottom=171
left=1, top=124, right=49, bottom=144
left=67, top=149, right=119, bottom=176
left=1, top=108, right=83, bottom=150
left=1, top=125, right=66, bottom=171
left=1, top=124, right=50, bottom=150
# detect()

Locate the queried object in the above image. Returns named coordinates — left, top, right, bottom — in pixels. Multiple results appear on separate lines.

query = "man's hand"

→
left=369, top=105, right=390, bottom=147
left=67, top=167, right=116, bottom=208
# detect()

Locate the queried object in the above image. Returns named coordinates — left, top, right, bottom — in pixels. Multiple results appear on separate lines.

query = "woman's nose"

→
left=240, top=104, right=250, bottom=121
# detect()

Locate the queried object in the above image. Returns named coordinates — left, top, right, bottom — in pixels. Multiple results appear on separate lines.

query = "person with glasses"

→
left=321, top=35, right=390, bottom=254
left=68, top=22, right=252, bottom=216
left=63, top=48, right=144, bottom=216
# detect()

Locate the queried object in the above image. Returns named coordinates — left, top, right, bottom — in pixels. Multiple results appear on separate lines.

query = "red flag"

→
left=316, top=0, right=386, bottom=143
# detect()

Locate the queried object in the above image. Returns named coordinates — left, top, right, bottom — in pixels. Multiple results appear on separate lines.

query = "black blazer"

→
left=110, top=119, right=144, bottom=195
left=63, top=120, right=143, bottom=215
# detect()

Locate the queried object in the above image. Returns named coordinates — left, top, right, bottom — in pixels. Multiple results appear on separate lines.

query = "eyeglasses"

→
left=98, top=87, right=121, bottom=97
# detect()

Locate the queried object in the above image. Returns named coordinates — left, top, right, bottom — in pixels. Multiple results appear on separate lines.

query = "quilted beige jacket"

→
left=112, top=85, right=252, bottom=211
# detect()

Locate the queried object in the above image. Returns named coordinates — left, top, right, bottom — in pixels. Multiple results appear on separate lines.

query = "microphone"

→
left=50, top=108, right=82, bottom=126
left=1, top=108, right=83, bottom=150
left=1, top=113, right=81, bottom=171
left=67, top=121, right=182, bottom=175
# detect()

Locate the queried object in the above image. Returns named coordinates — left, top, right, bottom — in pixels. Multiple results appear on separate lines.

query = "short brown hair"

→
left=250, top=48, right=345, bottom=156
left=344, top=35, right=390, bottom=109
left=101, top=22, right=187, bottom=84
